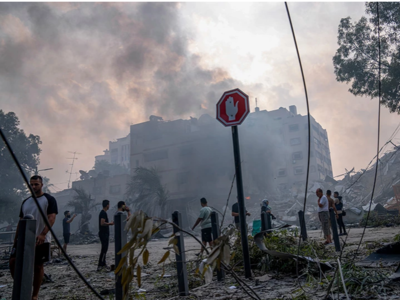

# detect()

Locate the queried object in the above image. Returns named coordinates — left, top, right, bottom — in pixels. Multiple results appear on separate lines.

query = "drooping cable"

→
left=284, top=2, right=317, bottom=296
left=351, top=1, right=382, bottom=262
left=0, top=128, right=105, bottom=300
left=220, top=173, right=236, bottom=228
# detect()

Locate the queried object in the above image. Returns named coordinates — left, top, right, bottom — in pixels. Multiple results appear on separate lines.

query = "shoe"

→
left=338, top=233, right=343, bottom=236
left=343, top=232, right=347, bottom=236
left=195, top=252, right=202, bottom=257
left=97, top=266, right=103, bottom=272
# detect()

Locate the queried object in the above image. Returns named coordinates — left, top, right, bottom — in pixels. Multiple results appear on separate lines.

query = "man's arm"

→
left=125, top=206, right=131, bottom=217
left=192, top=218, right=203, bottom=231
left=66, top=214, right=77, bottom=223
left=232, top=211, right=250, bottom=216
left=36, top=213, right=56, bottom=245
left=100, top=218, right=114, bottom=226
left=318, top=198, right=324, bottom=208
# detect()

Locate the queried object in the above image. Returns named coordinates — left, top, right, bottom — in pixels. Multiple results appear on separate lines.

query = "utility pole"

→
left=67, top=151, right=81, bottom=189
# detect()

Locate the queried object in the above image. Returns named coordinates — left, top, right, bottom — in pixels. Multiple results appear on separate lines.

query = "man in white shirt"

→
left=192, top=197, right=213, bottom=256
left=316, top=188, right=332, bottom=245
left=9, top=175, right=58, bottom=300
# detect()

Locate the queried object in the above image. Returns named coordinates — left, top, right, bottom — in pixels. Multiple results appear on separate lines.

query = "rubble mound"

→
left=69, top=232, right=99, bottom=245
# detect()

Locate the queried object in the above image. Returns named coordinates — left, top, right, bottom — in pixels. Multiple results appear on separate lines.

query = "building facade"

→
left=129, top=106, right=333, bottom=213
left=95, top=134, right=130, bottom=169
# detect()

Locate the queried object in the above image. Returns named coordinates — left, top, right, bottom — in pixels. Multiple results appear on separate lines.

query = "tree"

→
left=93, top=159, right=129, bottom=177
left=67, top=188, right=100, bottom=234
left=125, top=167, right=169, bottom=218
left=0, top=110, right=41, bottom=223
left=333, top=2, right=400, bottom=113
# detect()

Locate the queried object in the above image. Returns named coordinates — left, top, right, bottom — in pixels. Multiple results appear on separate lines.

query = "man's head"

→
left=334, top=191, right=339, bottom=198
left=200, top=197, right=207, bottom=207
left=316, top=188, right=323, bottom=198
left=30, top=175, right=43, bottom=195
left=326, top=190, right=332, bottom=196
left=117, top=201, right=125, bottom=211
left=64, top=210, right=70, bottom=217
left=102, top=199, right=110, bottom=210
left=262, top=199, right=269, bottom=206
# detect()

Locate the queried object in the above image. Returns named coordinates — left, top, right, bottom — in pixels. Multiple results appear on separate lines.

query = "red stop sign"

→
left=216, top=88, right=250, bottom=126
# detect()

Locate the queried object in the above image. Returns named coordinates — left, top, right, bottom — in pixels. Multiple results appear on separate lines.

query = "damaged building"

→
left=128, top=105, right=333, bottom=223
left=52, top=104, right=334, bottom=230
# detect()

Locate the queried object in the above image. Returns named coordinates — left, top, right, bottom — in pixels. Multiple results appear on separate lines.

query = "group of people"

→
left=9, top=175, right=133, bottom=299
left=192, top=197, right=275, bottom=256
left=316, top=188, right=347, bottom=245
left=10, top=175, right=347, bottom=299
left=63, top=198, right=131, bottom=271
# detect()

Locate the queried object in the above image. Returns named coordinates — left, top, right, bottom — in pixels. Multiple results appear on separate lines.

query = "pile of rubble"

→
left=260, top=146, right=400, bottom=229
left=69, top=232, right=100, bottom=245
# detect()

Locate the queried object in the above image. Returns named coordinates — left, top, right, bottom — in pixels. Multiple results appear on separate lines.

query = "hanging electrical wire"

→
left=284, top=2, right=320, bottom=297
left=351, top=1, right=382, bottom=263
left=0, top=128, right=105, bottom=300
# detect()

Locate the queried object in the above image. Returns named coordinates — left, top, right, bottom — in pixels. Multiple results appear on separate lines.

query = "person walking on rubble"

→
left=334, top=192, right=347, bottom=236
left=192, top=197, right=213, bottom=256
left=232, top=197, right=251, bottom=230
left=316, top=188, right=332, bottom=245
left=261, top=199, right=275, bottom=222
left=98, top=199, right=114, bottom=271
left=63, top=210, right=76, bottom=252
left=9, top=175, right=58, bottom=300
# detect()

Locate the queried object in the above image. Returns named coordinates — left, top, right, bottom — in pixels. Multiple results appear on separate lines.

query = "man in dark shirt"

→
left=62, top=211, right=76, bottom=252
left=9, top=175, right=58, bottom=300
left=231, top=198, right=250, bottom=230
left=98, top=199, right=113, bottom=271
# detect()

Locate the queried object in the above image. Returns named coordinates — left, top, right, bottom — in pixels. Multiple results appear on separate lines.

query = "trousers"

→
left=98, top=232, right=109, bottom=267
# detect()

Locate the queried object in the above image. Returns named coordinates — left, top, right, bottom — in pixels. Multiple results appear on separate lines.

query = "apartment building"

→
left=129, top=105, right=333, bottom=211
left=95, top=134, right=130, bottom=169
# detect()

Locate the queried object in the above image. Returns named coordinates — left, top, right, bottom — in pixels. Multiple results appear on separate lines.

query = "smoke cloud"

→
left=0, top=3, right=259, bottom=187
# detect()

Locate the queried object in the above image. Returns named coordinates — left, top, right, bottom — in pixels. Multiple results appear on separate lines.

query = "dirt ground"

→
left=0, top=227, right=399, bottom=300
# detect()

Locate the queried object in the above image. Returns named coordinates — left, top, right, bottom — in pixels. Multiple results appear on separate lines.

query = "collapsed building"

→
left=53, top=104, right=334, bottom=231
left=279, top=143, right=400, bottom=228
left=126, top=105, right=332, bottom=226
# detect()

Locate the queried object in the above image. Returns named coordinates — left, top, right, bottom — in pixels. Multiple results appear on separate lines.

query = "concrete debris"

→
left=358, top=242, right=400, bottom=267
left=70, top=232, right=100, bottom=245
left=257, top=146, right=400, bottom=229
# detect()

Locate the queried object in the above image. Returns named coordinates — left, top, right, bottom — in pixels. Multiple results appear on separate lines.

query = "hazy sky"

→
left=1, top=2, right=398, bottom=192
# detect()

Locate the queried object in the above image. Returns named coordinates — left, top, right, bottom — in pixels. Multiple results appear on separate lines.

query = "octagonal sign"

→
left=216, top=88, right=250, bottom=127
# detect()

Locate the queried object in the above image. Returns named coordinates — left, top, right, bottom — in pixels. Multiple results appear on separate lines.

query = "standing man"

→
left=191, top=198, right=213, bottom=256
left=9, top=175, right=58, bottom=300
left=334, top=192, right=347, bottom=236
left=117, top=201, right=131, bottom=219
left=326, top=190, right=339, bottom=218
left=62, top=211, right=76, bottom=252
left=232, top=197, right=251, bottom=230
left=98, top=199, right=114, bottom=271
left=316, top=188, right=332, bottom=245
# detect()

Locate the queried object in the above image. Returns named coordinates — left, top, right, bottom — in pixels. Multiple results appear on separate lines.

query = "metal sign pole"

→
left=231, top=125, right=252, bottom=279
left=211, top=212, right=225, bottom=281
left=172, top=211, right=189, bottom=296
left=329, top=209, right=341, bottom=252
left=298, top=210, right=308, bottom=241
left=12, top=215, right=36, bottom=300
left=115, top=212, right=127, bottom=300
